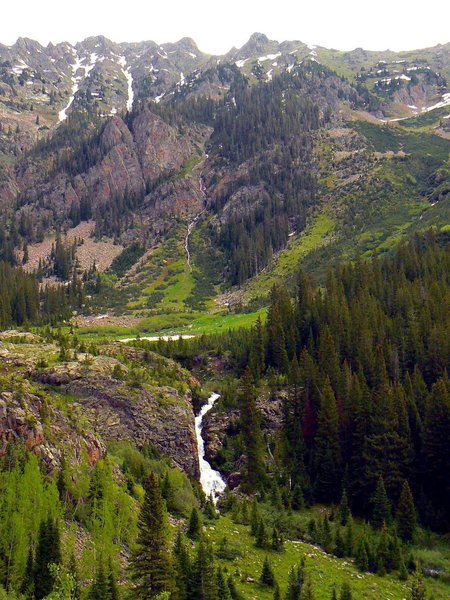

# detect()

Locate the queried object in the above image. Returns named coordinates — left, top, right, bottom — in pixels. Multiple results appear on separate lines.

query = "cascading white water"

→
left=195, top=393, right=226, bottom=503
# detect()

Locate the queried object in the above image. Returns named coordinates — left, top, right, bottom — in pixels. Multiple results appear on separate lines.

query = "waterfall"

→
left=195, top=393, right=226, bottom=503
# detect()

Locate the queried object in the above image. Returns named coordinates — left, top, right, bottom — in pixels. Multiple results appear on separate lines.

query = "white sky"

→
left=1, top=0, right=448, bottom=54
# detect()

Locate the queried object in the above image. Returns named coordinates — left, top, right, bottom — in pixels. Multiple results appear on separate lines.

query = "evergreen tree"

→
left=313, top=379, right=342, bottom=503
left=187, top=507, right=202, bottom=540
left=108, top=559, right=120, bottom=600
left=256, top=519, right=268, bottom=548
left=128, top=472, right=174, bottom=598
left=189, top=536, right=218, bottom=600
left=34, top=517, right=61, bottom=600
left=339, top=489, right=350, bottom=526
left=88, top=563, right=109, bottom=600
left=410, top=571, right=426, bottom=600
left=371, top=476, right=392, bottom=529
left=396, top=481, right=417, bottom=542
left=284, top=562, right=304, bottom=600
left=302, top=577, right=315, bottom=600
left=20, top=546, right=34, bottom=596
left=227, top=575, right=241, bottom=600
left=423, top=377, right=450, bottom=531
left=334, top=527, right=345, bottom=558
left=260, top=556, right=276, bottom=586
left=340, top=582, right=352, bottom=600
left=355, top=538, right=369, bottom=572
left=344, top=516, right=355, bottom=557
left=173, top=530, right=190, bottom=600
left=217, top=567, right=232, bottom=600
left=239, top=368, right=265, bottom=490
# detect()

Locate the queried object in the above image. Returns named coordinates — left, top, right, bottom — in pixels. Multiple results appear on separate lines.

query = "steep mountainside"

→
left=0, top=33, right=448, bottom=328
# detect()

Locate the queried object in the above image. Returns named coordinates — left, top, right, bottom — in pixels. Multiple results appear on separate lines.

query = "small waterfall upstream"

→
left=195, top=393, right=226, bottom=503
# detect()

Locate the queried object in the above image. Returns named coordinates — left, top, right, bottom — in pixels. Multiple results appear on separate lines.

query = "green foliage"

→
left=187, top=507, right=202, bottom=540
left=260, top=556, right=276, bottom=587
left=396, top=481, right=417, bottom=542
left=128, top=472, right=174, bottom=598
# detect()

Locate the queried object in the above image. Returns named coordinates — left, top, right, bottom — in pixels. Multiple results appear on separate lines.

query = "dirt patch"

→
left=22, top=221, right=123, bottom=274
left=73, top=314, right=141, bottom=329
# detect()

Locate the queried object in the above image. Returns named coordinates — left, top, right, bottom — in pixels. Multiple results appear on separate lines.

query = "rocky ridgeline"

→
left=0, top=332, right=200, bottom=477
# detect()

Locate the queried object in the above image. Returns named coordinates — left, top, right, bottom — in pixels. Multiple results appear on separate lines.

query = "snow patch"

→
left=119, top=56, right=134, bottom=111
left=154, top=92, right=165, bottom=103
left=422, top=93, right=450, bottom=113
left=235, top=58, right=249, bottom=68
left=287, top=64, right=295, bottom=73
left=58, top=53, right=84, bottom=121
left=258, top=52, right=281, bottom=62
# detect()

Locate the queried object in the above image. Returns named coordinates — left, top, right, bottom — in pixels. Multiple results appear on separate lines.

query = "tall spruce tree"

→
left=371, top=476, right=392, bottom=529
left=313, top=378, right=342, bottom=503
left=396, top=480, right=417, bottom=542
left=189, top=536, right=218, bottom=600
left=238, top=368, right=265, bottom=490
left=34, top=517, right=61, bottom=600
left=128, top=472, right=174, bottom=599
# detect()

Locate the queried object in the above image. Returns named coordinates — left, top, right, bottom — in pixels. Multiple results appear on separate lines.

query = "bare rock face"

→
left=0, top=390, right=104, bottom=470
left=132, top=109, right=191, bottom=181
left=33, top=354, right=200, bottom=478
left=202, top=391, right=284, bottom=484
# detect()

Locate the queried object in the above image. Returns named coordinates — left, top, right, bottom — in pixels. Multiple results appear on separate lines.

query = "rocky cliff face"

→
left=0, top=333, right=201, bottom=478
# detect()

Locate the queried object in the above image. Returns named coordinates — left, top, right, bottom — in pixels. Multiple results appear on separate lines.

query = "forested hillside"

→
left=0, top=29, right=449, bottom=600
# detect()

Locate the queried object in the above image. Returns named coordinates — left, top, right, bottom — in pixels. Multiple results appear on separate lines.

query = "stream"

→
left=195, top=393, right=226, bottom=503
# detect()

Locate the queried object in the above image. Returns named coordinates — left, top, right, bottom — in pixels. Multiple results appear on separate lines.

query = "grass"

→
left=242, top=213, right=336, bottom=303
left=203, top=514, right=450, bottom=600
left=399, top=107, right=450, bottom=130
left=63, top=308, right=266, bottom=343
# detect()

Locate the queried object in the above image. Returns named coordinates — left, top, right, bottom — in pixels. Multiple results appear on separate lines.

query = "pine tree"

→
left=313, top=378, right=342, bottom=503
left=128, top=472, right=174, bottom=598
left=271, top=527, right=283, bottom=552
left=334, top=527, right=345, bottom=558
left=396, top=480, right=417, bottom=542
left=344, top=516, right=355, bottom=557
left=256, top=519, right=268, bottom=548
left=284, top=562, right=304, bottom=600
left=34, top=517, right=61, bottom=599
left=302, top=577, right=315, bottom=600
left=188, top=507, right=202, bottom=540
left=339, top=489, right=350, bottom=525
left=355, top=538, right=369, bottom=572
left=88, top=563, right=109, bottom=599
left=291, top=483, right=305, bottom=511
left=227, top=575, right=241, bottom=600
left=69, top=553, right=81, bottom=600
left=340, top=582, right=352, bottom=600
left=371, top=476, right=392, bottom=529
left=173, top=530, right=190, bottom=600
left=20, top=545, right=34, bottom=596
left=398, top=557, right=409, bottom=581
left=189, top=536, right=218, bottom=600
left=410, top=571, right=426, bottom=600
left=423, top=377, right=450, bottom=531
left=108, top=559, right=120, bottom=600
left=217, top=567, right=232, bottom=600
left=260, top=556, right=276, bottom=586
left=239, top=368, right=265, bottom=490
